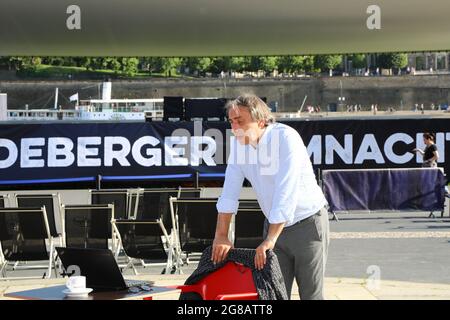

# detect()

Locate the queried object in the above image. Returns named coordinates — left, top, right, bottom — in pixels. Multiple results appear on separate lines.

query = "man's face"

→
left=228, top=106, right=263, bottom=145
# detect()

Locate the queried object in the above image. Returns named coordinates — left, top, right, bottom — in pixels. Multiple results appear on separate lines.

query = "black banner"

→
left=0, top=118, right=449, bottom=184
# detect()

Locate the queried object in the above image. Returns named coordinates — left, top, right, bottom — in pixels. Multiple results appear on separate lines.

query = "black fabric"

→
left=16, top=195, right=58, bottom=237
left=64, top=206, right=111, bottom=249
left=424, top=144, right=438, bottom=162
left=181, top=246, right=288, bottom=300
left=116, top=221, right=167, bottom=260
left=0, top=210, right=49, bottom=261
left=184, top=98, right=226, bottom=121
left=163, top=96, right=184, bottom=121
left=91, top=191, right=128, bottom=220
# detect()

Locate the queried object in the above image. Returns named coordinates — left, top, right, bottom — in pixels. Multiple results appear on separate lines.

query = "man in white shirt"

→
left=212, top=94, right=329, bottom=300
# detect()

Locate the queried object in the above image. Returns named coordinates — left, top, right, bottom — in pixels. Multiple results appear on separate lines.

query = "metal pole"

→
left=54, top=88, right=59, bottom=110
left=96, top=174, right=102, bottom=190
left=194, top=172, right=199, bottom=189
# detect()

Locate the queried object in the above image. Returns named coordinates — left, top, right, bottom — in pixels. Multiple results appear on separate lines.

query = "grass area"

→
left=17, top=64, right=190, bottom=79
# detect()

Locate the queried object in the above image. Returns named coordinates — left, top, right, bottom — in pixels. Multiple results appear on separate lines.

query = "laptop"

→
left=56, top=247, right=154, bottom=292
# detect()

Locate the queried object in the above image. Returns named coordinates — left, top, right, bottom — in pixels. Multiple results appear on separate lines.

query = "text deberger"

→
left=0, top=136, right=217, bottom=169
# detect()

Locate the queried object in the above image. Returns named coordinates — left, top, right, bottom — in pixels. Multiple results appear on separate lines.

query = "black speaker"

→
left=163, top=96, right=184, bottom=121
left=184, top=98, right=226, bottom=121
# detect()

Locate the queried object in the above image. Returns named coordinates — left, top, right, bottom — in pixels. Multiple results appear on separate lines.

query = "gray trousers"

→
left=264, top=206, right=330, bottom=300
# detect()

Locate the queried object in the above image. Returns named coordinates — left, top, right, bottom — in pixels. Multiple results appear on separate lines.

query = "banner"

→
left=0, top=118, right=449, bottom=184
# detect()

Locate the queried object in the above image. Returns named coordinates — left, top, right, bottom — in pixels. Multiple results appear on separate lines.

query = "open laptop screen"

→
left=56, top=247, right=127, bottom=291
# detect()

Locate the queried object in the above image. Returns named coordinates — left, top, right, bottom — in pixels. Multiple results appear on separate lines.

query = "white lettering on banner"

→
left=325, top=134, right=353, bottom=165
left=21, top=138, right=45, bottom=168
left=0, top=131, right=449, bottom=169
left=131, top=136, right=162, bottom=167
left=104, top=136, right=131, bottom=167
left=48, top=137, right=75, bottom=167
left=383, top=133, right=414, bottom=164
left=164, top=136, right=188, bottom=166
left=0, top=139, right=18, bottom=169
left=190, top=136, right=216, bottom=166
left=306, top=135, right=321, bottom=165
left=354, top=134, right=385, bottom=164
left=77, top=137, right=101, bottom=167
left=436, top=133, right=446, bottom=163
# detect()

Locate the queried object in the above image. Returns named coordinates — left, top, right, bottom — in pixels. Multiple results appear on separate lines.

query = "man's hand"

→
left=212, top=236, right=233, bottom=264
left=254, top=239, right=275, bottom=271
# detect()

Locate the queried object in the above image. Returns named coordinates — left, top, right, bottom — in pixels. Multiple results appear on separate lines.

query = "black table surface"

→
left=4, top=285, right=179, bottom=300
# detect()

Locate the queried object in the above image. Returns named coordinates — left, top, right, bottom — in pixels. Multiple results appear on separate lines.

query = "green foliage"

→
left=276, top=55, right=316, bottom=73
left=314, top=55, right=343, bottom=72
left=350, top=54, right=367, bottom=69
left=377, top=53, right=408, bottom=69
left=181, top=57, right=211, bottom=75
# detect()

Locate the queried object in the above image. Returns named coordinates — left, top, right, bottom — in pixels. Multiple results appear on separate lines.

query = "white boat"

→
left=3, top=81, right=164, bottom=122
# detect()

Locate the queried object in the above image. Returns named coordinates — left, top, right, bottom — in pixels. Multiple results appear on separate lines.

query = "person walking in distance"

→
left=413, top=132, right=439, bottom=167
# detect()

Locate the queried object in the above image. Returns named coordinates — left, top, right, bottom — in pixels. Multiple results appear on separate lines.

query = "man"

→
left=212, top=94, right=329, bottom=300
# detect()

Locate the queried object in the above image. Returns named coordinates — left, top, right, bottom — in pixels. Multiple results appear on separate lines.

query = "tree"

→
left=119, top=57, right=139, bottom=76
left=350, top=54, right=367, bottom=69
left=208, top=57, right=243, bottom=74
left=314, top=55, right=343, bottom=75
left=276, top=55, right=315, bottom=74
left=377, top=53, right=408, bottom=74
left=181, top=57, right=211, bottom=75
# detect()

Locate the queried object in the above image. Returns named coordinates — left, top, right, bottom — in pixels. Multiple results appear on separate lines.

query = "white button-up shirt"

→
left=216, top=122, right=327, bottom=227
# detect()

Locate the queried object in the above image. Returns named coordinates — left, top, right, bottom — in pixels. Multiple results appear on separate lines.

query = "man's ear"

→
left=258, top=120, right=266, bottom=129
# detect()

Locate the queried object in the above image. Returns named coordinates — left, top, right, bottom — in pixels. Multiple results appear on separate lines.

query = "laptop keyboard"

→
left=124, top=279, right=155, bottom=288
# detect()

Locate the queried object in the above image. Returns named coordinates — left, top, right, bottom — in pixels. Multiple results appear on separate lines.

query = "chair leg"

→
left=428, top=211, right=436, bottom=218
left=46, top=242, right=54, bottom=279
left=0, top=262, right=7, bottom=278
left=330, top=211, right=339, bottom=221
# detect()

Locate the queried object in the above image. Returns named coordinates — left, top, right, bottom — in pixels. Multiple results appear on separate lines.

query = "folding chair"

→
left=169, top=197, right=221, bottom=270
left=62, top=204, right=116, bottom=254
left=234, top=200, right=265, bottom=249
left=14, top=193, right=63, bottom=241
left=127, top=188, right=144, bottom=219
left=133, top=188, right=180, bottom=268
left=0, top=195, right=9, bottom=268
left=176, top=261, right=258, bottom=300
left=113, top=219, right=176, bottom=274
left=0, top=194, right=10, bottom=208
left=178, top=187, right=203, bottom=199
left=90, top=189, right=129, bottom=220
left=0, top=207, right=57, bottom=279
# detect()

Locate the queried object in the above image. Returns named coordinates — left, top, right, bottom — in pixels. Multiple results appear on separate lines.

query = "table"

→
left=4, top=285, right=180, bottom=300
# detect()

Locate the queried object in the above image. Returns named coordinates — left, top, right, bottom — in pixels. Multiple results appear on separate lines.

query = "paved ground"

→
left=1, top=211, right=450, bottom=299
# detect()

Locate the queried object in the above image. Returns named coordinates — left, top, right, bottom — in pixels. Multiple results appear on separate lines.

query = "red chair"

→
left=173, top=261, right=259, bottom=300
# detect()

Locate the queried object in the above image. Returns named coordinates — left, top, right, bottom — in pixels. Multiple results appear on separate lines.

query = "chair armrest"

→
left=216, top=293, right=259, bottom=300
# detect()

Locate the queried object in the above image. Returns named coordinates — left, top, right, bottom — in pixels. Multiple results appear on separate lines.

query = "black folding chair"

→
left=178, top=187, right=202, bottom=199
left=234, top=200, right=265, bottom=249
left=0, top=194, right=9, bottom=208
left=90, top=189, right=129, bottom=220
left=0, top=207, right=57, bottom=279
left=14, top=193, right=62, bottom=240
left=169, top=197, right=220, bottom=269
left=113, top=219, right=175, bottom=274
left=62, top=204, right=116, bottom=253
